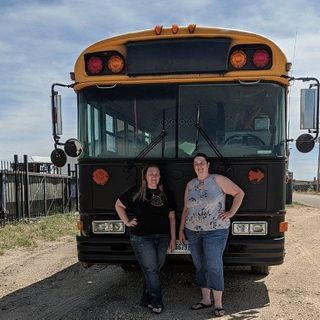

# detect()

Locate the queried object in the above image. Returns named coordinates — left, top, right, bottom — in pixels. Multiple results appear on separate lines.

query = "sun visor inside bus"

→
left=126, top=38, right=231, bottom=75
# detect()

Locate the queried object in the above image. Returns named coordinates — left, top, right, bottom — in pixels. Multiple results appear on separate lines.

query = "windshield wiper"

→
left=195, top=123, right=224, bottom=159
left=134, top=130, right=168, bottom=160
left=194, top=105, right=231, bottom=172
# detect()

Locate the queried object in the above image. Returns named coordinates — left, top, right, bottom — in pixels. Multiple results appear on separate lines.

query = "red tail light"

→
left=253, top=49, right=270, bottom=68
left=87, top=56, right=103, bottom=74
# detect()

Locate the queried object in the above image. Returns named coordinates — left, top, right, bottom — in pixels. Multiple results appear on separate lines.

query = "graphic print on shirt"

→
left=150, top=193, right=164, bottom=207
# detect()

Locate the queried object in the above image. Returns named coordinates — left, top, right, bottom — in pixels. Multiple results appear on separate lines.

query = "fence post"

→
left=44, top=174, right=47, bottom=216
left=23, top=155, right=30, bottom=220
left=75, top=163, right=79, bottom=212
left=0, top=164, right=4, bottom=226
left=62, top=176, right=65, bottom=213
left=67, top=164, right=72, bottom=212
left=13, top=154, right=20, bottom=220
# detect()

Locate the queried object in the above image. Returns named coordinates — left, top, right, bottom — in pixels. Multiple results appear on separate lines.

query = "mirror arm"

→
left=282, top=75, right=320, bottom=141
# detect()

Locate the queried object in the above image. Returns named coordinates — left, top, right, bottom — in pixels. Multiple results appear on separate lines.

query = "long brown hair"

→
left=133, top=164, right=167, bottom=202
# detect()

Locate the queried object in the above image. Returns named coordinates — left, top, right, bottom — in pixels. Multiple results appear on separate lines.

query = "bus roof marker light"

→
left=154, top=25, right=163, bottom=35
left=87, top=56, right=103, bottom=74
left=230, top=50, right=247, bottom=69
left=253, top=49, right=270, bottom=68
left=107, top=55, right=124, bottom=73
left=188, top=24, right=196, bottom=33
left=172, top=24, right=179, bottom=34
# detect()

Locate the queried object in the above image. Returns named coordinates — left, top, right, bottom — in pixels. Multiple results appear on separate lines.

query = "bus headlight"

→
left=232, top=221, right=267, bottom=235
left=92, top=220, right=125, bottom=234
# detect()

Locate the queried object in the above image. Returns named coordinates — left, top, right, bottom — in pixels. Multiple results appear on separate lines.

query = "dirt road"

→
left=0, top=205, right=319, bottom=320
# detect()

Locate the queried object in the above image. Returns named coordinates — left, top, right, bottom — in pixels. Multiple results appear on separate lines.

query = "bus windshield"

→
left=79, top=82, right=285, bottom=159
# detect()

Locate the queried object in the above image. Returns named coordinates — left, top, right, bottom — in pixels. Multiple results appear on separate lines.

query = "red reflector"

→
left=253, top=49, right=270, bottom=68
left=92, top=169, right=109, bottom=185
left=87, top=56, right=103, bottom=74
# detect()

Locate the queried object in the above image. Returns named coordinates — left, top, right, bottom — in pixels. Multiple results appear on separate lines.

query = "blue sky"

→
left=0, top=0, right=319, bottom=180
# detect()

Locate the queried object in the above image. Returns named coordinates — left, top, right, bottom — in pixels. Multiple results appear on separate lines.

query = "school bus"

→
left=50, top=25, right=319, bottom=274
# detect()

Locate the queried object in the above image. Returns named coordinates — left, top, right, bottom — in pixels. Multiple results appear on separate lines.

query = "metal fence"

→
left=0, top=155, right=78, bottom=227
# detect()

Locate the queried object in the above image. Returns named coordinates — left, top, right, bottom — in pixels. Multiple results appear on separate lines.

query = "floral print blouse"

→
left=185, top=174, right=230, bottom=231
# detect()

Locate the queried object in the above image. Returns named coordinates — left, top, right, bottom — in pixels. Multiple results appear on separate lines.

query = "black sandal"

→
left=214, top=307, right=225, bottom=317
left=191, top=302, right=212, bottom=310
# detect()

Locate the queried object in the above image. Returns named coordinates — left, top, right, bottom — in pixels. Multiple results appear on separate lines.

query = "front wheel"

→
left=251, top=265, right=270, bottom=275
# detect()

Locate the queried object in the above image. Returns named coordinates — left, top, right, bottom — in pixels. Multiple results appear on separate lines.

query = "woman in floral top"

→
left=179, top=153, right=244, bottom=317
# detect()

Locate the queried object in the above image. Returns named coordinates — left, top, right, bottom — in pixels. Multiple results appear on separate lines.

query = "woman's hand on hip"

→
left=218, top=211, right=234, bottom=221
left=125, top=218, right=138, bottom=227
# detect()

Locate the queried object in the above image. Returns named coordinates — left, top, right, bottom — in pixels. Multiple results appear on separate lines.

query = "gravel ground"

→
left=0, top=205, right=319, bottom=320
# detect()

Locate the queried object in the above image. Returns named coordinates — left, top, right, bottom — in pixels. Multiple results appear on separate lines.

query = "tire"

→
left=251, top=265, right=270, bottom=275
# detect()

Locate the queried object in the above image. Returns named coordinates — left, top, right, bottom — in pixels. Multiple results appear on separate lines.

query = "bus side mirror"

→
left=52, top=92, right=63, bottom=137
left=296, top=133, right=315, bottom=153
left=51, top=148, right=67, bottom=167
left=64, top=138, right=83, bottom=157
left=300, top=88, right=317, bottom=129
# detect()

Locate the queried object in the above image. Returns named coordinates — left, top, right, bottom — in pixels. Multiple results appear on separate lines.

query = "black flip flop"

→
left=214, top=307, right=225, bottom=317
left=191, top=302, right=212, bottom=310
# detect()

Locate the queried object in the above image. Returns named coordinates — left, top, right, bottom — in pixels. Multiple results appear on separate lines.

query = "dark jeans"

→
left=130, top=234, right=169, bottom=308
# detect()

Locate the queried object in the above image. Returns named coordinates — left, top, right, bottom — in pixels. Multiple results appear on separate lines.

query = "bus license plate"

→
left=167, top=241, right=190, bottom=254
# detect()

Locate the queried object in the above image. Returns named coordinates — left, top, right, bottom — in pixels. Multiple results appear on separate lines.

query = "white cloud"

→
left=0, top=0, right=319, bottom=179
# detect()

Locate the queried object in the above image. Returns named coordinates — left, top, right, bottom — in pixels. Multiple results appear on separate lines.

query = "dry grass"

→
left=0, top=213, right=78, bottom=255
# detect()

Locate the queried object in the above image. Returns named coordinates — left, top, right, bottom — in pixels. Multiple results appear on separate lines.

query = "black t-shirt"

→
left=119, top=187, right=176, bottom=236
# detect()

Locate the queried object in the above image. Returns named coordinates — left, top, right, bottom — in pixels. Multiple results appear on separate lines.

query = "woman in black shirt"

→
left=115, top=164, right=176, bottom=314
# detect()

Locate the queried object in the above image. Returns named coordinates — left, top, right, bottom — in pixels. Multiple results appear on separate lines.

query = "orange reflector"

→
left=279, top=221, right=288, bottom=232
left=172, top=24, right=179, bottom=34
left=77, top=220, right=84, bottom=231
left=154, top=25, right=163, bottom=35
left=107, top=55, right=124, bottom=73
left=188, top=24, right=196, bottom=33
left=230, top=50, right=247, bottom=69
left=92, top=168, right=109, bottom=185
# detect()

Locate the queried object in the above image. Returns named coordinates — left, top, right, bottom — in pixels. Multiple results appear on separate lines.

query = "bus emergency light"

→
left=230, top=50, right=247, bottom=69
left=253, top=49, right=270, bottom=68
left=107, top=55, right=124, bottom=73
left=87, top=56, right=103, bottom=74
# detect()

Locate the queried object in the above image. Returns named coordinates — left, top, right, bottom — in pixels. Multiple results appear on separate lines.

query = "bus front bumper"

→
left=224, top=236, right=285, bottom=266
left=76, top=235, right=285, bottom=266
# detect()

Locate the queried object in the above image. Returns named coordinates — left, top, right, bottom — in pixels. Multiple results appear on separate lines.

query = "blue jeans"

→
left=130, top=234, right=169, bottom=307
left=185, top=228, right=229, bottom=291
